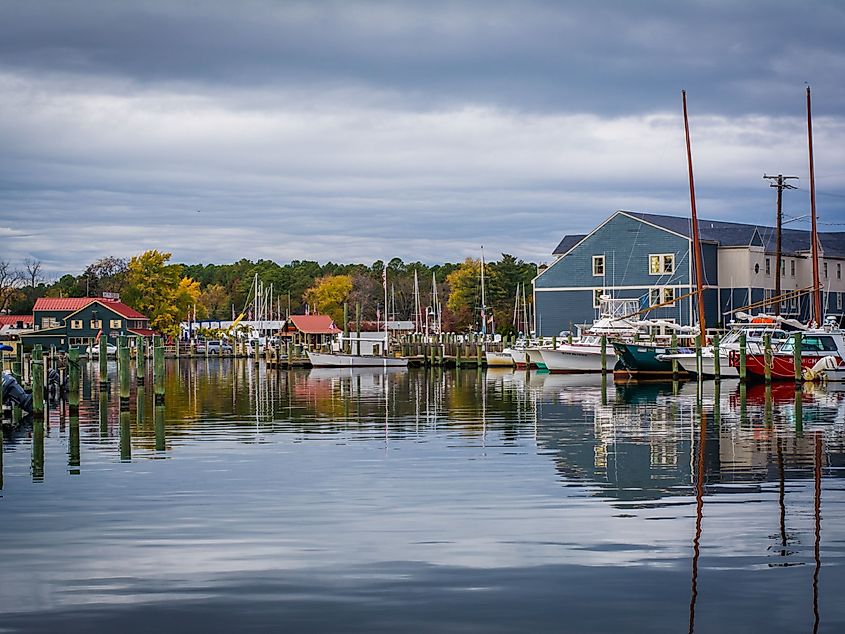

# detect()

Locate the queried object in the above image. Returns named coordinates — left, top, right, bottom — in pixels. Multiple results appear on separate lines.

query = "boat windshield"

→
left=779, top=335, right=839, bottom=353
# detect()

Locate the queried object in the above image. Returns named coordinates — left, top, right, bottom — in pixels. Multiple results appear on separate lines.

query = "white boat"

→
left=540, top=341, right=616, bottom=373
left=306, top=350, right=408, bottom=368
left=485, top=350, right=515, bottom=367
left=504, top=347, right=527, bottom=367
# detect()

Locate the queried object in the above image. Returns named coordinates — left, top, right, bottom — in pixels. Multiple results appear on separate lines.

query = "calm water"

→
left=2, top=360, right=845, bottom=633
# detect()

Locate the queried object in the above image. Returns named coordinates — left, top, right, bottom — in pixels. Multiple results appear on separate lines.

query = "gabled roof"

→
left=288, top=314, right=341, bottom=334
left=552, top=234, right=587, bottom=255
left=33, top=297, right=148, bottom=319
left=0, top=315, right=33, bottom=326
left=562, top=210, right=845, bottom=258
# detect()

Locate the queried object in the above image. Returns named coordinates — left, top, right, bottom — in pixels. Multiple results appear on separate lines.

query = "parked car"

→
left=205, top=340, right=233, bottom=354
left=86, top=343, right=117, bottom=356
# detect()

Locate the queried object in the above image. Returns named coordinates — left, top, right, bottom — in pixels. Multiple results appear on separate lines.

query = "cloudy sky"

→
left=1, top=0, right=844, bottom=275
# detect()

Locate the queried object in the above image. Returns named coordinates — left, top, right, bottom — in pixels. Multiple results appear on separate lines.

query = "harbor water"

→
left=1, top=360, right=845, bottom=633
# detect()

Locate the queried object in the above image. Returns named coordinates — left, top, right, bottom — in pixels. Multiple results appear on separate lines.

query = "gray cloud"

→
left=0, top=1, right=843, bottom=274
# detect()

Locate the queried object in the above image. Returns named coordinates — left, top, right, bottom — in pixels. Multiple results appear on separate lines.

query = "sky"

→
left=1, top=0, right=844, bottom=275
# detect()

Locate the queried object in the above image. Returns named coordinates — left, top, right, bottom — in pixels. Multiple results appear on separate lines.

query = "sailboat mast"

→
left=480, top=246, right=487, bottom=336
left=682, top=90, right=707, bottom=341
left=807, top=86, right=822, bottom=325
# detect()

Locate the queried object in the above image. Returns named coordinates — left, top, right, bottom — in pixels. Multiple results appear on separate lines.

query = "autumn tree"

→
left=446, top=258, right=482, bottom=331
left=198, top=283, right=230, bottom=320
left=303, top=275, right=353, bottom=324
left=123, top=250, right=199, bottom=338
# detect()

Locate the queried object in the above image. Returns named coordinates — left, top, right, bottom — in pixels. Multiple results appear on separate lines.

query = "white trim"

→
left=649, top=253, right=675, bottom=275
left=617, top=211, right=690, bottom=240
left=536, top=284, right=691, bottom=292
left=592, top=254, right=605, bottom=277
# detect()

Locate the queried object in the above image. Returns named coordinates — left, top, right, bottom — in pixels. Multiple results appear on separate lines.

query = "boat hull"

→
left=739, top=353, right=821, bottom=381
left=306, top=351, right=409, bottom=368
left=485, top=351, right=515, bottom=367
left=540, top=346, right=615, bottom=373
left=612, top=342, right=687, bottom=380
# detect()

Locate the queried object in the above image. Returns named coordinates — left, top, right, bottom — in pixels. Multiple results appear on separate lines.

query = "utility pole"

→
left=763, top=174, right=798, bottom=315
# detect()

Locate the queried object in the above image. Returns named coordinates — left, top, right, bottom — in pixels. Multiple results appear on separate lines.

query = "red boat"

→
left=731, top=331, right=845, bottom=381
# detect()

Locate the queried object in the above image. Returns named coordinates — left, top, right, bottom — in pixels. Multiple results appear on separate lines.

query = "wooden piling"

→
left=68, top=349, right=80, bottom=409
left=32, top=417, right=44, bottom=481
left=135, top=336, right=146, bottom=384
left=712, top=333, right=721, bottom=379
left=763, top=333, right=772, bottom=383
left=670, top=332, right=679, bottom=377
left=695, top=334, right=703, bottom=380
left=118, top=335, right=131, bottom=404
left=153, top=336, right=165, bottom=404
left=600, top=335, right=607, bottom=374
left=739, top=332, right=747, bottom=382
left=31, top=344, right=44, bottom=417
left=119, top=409, right=131, bottom=461
left=99, top=335, right=108, bottom=385
left=343, top=303, right=349, bottom=354
left=154, top=404, right=166, bottom=452
left=355, top=303, right=361, bottom=356
left=793, top=332, right=803, bottom=382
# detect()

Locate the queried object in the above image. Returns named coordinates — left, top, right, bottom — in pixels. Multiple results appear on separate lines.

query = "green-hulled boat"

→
left=612, top=341, right=689, bottom=380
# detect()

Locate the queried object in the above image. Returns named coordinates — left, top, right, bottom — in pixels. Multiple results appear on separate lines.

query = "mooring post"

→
left=154, top=404, right=166, bottom=452
left=68, top=348, right=80, bottom=409
left=118, top=335, right=130, bottom=404
left=68, top=408, right=80, bottom=475
left=476, top=342, right=482, bottom=368
left=154, top=336, right=165, bottom=404
left=552, top=335, right=557, bottom=350
left=32, top=416, right=44, bottom=482
left=343, top=302, right=349, bottom=354
left=600, top=335, right=607, bottom=374
left=11, top=360, right=22, bottom=422
left=763, top=333, right=772, bottom=383
left=355, top=303, right=361, bottom=356
left=670, top=331, right=679, bottom=377
left=99, top=335, right=109, bottom=385
left=793, top=332, right=803, bottom=383
left=119, top=409, right=131, bottom=461
left=31, top=344, right=44, bottom=418
left=712, top=333, right=721, bottom=379
left=135, top=336, right=146, bottom=384
left=739, top=332, right=747, bottom=382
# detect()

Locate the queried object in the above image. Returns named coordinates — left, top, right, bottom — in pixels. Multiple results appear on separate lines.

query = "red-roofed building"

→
left=281, top=314, right=341, bottom=348
left=20, top=296, right=155, bottom=351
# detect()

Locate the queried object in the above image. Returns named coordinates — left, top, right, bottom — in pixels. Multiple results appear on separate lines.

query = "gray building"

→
left=534, top=210, right=845, bottom=336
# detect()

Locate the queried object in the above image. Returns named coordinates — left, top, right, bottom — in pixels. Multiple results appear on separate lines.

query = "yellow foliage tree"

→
left=124, top=250, right=200, bottom=339
left=303, top=275, right=353, bottom=324
left=446, top=258, right=480, bottom=330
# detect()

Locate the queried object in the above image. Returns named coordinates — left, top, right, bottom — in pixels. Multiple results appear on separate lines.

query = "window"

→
left=592, top=255, right=605, bottom=277
left=765, top=258, right=771, bottom=276
left=593, top=289, right=604, bottom=308
left=90, top=319, right=102, bottom=329
left=824, top=261, right=828, bottom=278
left=40, top=317, right=59, bottom=328
left=649, top=288, right=661, bottom=306
left=781, top=259, right=785, bottom=276
left=649, top=253, right=675, bottom=275
left=662, top=288, right=675, bottom=304
left=838, top=263, right=841, bottom=280
left=70, top=320, right=83, bottom=330
left=110, top=319, right=122, bottom=329
left=754, top=263, right=760, bottom=275
left=790, top=259, right=795, bottom=277
left=838, top=293, right=843, bottom=310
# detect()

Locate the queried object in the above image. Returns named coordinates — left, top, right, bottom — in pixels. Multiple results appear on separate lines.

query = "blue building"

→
left=534, top=210, right=845, bottom=336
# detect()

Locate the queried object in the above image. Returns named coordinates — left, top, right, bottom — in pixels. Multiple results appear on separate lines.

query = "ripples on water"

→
left=1, top=359, right=844, bottom=633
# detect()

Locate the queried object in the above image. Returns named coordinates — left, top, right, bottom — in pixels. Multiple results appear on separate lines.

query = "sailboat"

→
left=613, top=90, right=707, bottom=380
left=306, top=265, right=408, bottom=368
left=479, top=247, right=515, bottom=367
left=738, top=87, right=845, bottom=382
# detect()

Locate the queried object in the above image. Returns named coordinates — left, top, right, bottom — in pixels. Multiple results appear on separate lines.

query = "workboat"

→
left=733, top=325, right=845, bottom=382
left=657, top=322, right=791, bottom=378
left=306, top=350, right=408, bottom=368
left=541, top=297, right=641, bottom=373
left=485, top=350, right=515, bottom=367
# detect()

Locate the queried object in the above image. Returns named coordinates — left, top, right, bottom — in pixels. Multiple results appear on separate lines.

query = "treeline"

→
left=1, top=252, right=537, bottom=337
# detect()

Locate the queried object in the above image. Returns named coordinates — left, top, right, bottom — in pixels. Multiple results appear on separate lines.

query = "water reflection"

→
left=1, top=360, right=844, bottom=632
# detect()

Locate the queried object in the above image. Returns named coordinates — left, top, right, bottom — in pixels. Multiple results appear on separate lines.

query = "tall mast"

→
left=807, top=86, right=822, bottom=325
left=413, top=269, right=420, bottom=333
left=764, top=174, right=798, bottom=316
left=480, top=246, right=487, bottom=336
left=682, top=90, right=707, bottom=342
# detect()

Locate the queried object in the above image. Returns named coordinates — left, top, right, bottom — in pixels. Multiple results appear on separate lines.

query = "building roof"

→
left=33, top=297, right=148, bottom=319
left=128, top=328, right=157, bottom=337
left=0, top=315, right=33, bottom=326
left=287, top=314, right=341, bottom=334
left=560, top=210, right=845, bottom=258
left=552, top=234, right=587, bottom=255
